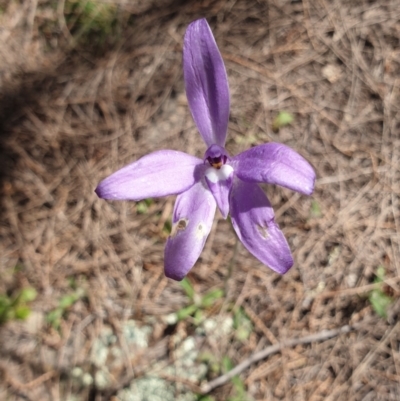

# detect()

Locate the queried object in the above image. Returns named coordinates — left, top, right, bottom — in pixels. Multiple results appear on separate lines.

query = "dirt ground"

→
left=1, top=0, right=400, bottom=400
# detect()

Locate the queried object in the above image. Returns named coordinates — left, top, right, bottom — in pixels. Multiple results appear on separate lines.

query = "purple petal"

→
left=232, top=143, right=315, bottom=195
left=165, top=181, right=216, bottom=281
left=183, top=19, right=230, bottom=147
left=205, top=165, right=233, bottom=219
left=95, top=150, right=203, bottom=201
left=230, top=179, right=294, bottom=274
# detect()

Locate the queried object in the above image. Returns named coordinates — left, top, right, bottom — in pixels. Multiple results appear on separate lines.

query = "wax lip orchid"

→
left=95, top=18, right=316, bottom=281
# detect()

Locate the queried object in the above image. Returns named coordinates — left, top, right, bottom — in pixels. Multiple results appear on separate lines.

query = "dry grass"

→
left=1, top=0, right=400, bottom=400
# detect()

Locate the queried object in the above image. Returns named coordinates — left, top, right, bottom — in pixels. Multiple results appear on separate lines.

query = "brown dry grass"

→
left=1, top=0, right=400, bottom=400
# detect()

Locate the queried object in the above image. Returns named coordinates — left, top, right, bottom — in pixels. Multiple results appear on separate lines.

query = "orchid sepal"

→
left=95, top=150, right=203, bottom=201
left=232, top=143, right=315, bottom=195
left=183, top=19, right=230, bottom=147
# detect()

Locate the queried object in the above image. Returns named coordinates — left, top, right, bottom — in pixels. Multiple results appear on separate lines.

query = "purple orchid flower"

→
left=95, top=19, right=315, bottom=281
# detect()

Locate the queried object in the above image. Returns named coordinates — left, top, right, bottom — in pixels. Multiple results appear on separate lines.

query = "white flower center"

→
left=205, top=164, right=234, bottom=183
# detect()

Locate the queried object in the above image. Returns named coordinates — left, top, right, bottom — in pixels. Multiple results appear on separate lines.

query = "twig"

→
left=316, top=276, right=400, bottom=300
left=200, top=324, right=354, bottom=394
left=0, top=365, right=55, bottom=391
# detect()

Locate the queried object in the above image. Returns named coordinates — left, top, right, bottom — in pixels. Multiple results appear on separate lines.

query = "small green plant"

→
left=229, top=375, right=252, bottom=401
left=46, top=288, right=85, bottom=329
left=0, top=287, right=37, bottom=324
left=368, top=266, right=393, bottom=318
left=233, top=307, right=253, bottom=341
left=272, top=111, right=294, bottom=132
left=310, top=200, right=322, bottom=218
left=177, top=278, right=224, bottom=325
left=221, top=356, right=253, bottom=401
left=163, top=219, right=172, bottom=235
left=198, top=351, right=221, bottom=375
left=136, top=198, right=153, bottom=214
left=64, top=0, right=119, bottom=45
left=196, top=395, right=216, bottom=401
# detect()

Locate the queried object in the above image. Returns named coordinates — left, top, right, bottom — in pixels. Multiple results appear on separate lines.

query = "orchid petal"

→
left=230, top=179, right=294, bottom=274
left=183, top=18, right=230, bottom=147
left=95, top=150, right=203, bottom=201
left=205, top=165, right=233, bottom=219
left=165, top=181, right=216, bottom=281
left=232, top=143, right=315, bottom=195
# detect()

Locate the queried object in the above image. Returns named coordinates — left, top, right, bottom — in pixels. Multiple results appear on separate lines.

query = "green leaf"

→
left=59, top=288, right=84, bottom=309
left=272, top=111, right=294, bottom=132
left=368, top=266, right=393, bottom=318
left=59, top=294, right=79, bottom=309
left=228, top=375, right=251, bottom=401
left=201, top=288, right=224, bottom=308
left=67, top=276, right=77, bottom=289
left=47, top=288, right=85, bottom=328
left=198, top=351, right=215, bottom=363
left=368, top=289, right=392, bottom=318
left=196, top=395, right=216, bottom=401
left=193, top=309, right=205, bottom=325
left=231, top=375, right=245, bottom=391
left=199, top=351, right=220, bottom=374
left=163, top=219, right=172, bottom=234
left=46, top=308, right=63, bottom=328
left=15, top=306, right=31, bottom=320
left=222, top=356, right=234, bottom=373
left=176, top=304, right=198, bottom=321
left=233, top=307, right=253, bottom=341
left=13, top=264, right=25, bottom=272
left=0, top=287, right=36, bottom=324
left=375, top=265, right=386, bottom=282
left=310, top=200, right=322, bottom=218
left=136, top=200, right=150, bottom=214
left=0, top=295, right=11, bottom=310
left=19, top=288, right=37, bottom=303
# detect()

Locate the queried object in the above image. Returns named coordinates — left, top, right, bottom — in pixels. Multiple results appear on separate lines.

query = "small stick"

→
left=201, top=324, right=354, bottom=394
left=0, top=366, right=55, bottom=391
